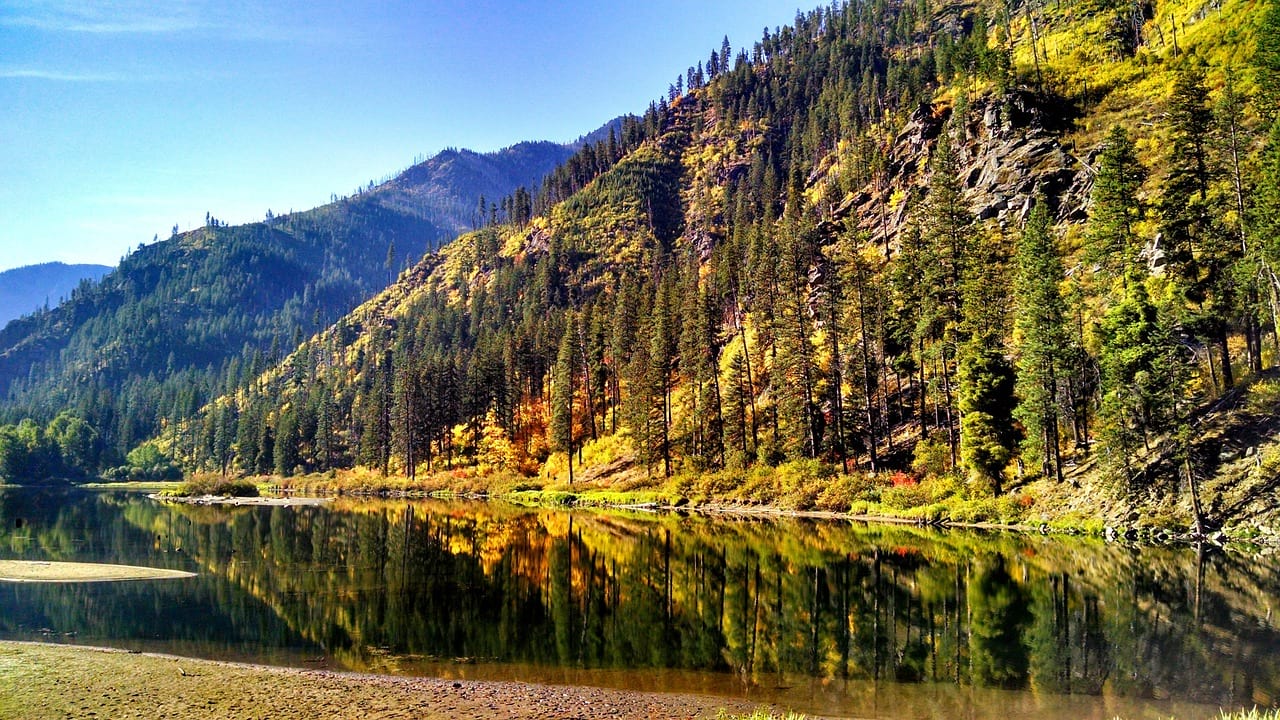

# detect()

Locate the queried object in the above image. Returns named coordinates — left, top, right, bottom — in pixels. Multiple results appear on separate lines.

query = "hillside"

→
left=0, top=139, right=578, bottom=470
left=13, top=0, right=1280, bottom=534
left=0, top=263, right=111, bottom=327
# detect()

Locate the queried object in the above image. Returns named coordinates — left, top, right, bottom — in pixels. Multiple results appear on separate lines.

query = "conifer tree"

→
left=1012, top=202, right=1070, bottom=482
left=1255, top=119, right=1280, bottom=355
left=1085, top=126, right=1146, bottom=290
left=551, top=315, right=579, bottom=484
left=957, top=228, right=1016, bottom=495
left=917, top=125, right=973, bottom=466
left=1217, top=70, right=1265, bottom=373
left=273, top=408, right=299, bottom=477
left=1095, top=282, right=1185, bottom=487
left=392, top=351, right=423, bottom=481
left=958, top=339, right=1017, bottom=495
left=1159, top=63, right=1234, bottom=390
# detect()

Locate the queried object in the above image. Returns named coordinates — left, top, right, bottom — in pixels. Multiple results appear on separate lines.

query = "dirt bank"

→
left=0, top=642, right=777, bottom=720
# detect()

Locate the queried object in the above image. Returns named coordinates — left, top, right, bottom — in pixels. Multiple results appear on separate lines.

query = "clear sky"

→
left=0, top=0, right=800, bottom=272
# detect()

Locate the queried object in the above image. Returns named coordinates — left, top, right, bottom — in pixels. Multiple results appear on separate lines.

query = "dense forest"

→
left=6, top=0, right=1280, bottom=530
left=0, top=141, right=578, bottom=475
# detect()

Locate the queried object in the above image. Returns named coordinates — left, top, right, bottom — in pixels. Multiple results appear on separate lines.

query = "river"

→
left=1, top=486, right=1277, bottom=719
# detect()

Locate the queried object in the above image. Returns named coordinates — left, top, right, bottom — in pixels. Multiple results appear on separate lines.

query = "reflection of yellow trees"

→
left=67, top=494, right=1279, bottom=705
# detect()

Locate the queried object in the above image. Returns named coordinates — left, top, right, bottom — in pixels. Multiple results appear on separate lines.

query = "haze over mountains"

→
left=0, top=263, right=112, bottom=327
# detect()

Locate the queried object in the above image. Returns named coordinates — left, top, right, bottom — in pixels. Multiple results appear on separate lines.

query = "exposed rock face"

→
left=841, top=89, right=1091, bottom=249
left=956, top=90, right=1088, bottom=225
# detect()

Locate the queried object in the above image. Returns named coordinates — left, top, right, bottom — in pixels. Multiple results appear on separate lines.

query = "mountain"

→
left=377, top=140, right=577, bottom=234
left=0, top=138, right=577, bottom=467
left=161, top=0, right=1280, bottom=533
left=0, top=263, right=111, bottom=327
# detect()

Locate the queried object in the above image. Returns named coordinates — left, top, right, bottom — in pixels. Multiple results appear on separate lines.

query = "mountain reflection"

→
left=1, top=488, right=1277, bottom=711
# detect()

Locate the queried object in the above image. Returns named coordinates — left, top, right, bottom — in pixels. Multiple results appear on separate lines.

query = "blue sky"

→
left=0, top=0, right=799, bottom=272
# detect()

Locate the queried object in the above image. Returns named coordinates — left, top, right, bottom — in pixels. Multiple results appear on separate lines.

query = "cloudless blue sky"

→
left=0, top=0, right=800, bottom=272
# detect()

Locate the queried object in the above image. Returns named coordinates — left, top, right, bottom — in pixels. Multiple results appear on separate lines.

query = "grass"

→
left=716, top=710, right=807, bottom=720
left=240, top=455, right=1088, bottom=532
left=78, top=480, right=183, bottom=492
left=715, top=711, right=1280, bottom=720
left=1213, top=702, right=1280, bottom=712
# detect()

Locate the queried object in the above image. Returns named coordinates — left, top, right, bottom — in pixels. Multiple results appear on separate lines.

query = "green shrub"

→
left=911, top=434, right=953, bottom=477
left=880, top=482, right=932, bottom=510
left=948, top=498, right=999, bottom=524
left=813, top=473, right=878, bottom=512
left=172, top=476, right=259, bottom=498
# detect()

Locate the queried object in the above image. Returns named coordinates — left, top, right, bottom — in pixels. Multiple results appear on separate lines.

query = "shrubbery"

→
left=171, top=475, right=259, bottom=497
left=101, top=442, right=182, bottom=482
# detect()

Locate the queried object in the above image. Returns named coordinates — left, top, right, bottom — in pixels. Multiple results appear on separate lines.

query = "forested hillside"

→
left=154, top=0, right=1280, bottom=531
left=0, top=140, right=576, bottom=476
left=15, top=0, right=1280, bottom=532
left=0, top=263, right=111, bottom=327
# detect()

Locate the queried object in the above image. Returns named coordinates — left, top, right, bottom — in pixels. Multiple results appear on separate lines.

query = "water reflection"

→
left=1, top=487, right=1278, bottom=718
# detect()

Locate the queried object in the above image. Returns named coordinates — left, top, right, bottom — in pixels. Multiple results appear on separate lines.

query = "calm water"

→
left=1, top=487, right=1278, bottom=719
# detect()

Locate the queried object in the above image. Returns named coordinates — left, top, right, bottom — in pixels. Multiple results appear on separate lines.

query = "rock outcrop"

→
left=839, top=89, right=1092, bottom=249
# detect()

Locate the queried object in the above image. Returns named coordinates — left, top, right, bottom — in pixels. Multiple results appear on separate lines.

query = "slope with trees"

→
left=32, top=0, right=1280, bottom=534
left=0, top=140, right=581, bottom=474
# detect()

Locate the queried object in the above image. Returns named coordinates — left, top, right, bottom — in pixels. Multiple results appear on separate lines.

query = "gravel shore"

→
left=0, top=641, right=773, bottom=719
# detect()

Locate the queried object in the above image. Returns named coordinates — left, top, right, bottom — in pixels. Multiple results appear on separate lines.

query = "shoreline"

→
left=0, top=641, right=780, bottom=720
left=16, top=478, right=1258, bottom=548
left=269, top=485, right=1253, bottom=548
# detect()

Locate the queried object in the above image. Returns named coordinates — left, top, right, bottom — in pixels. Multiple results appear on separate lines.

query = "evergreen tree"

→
left=1159, top=63, right=1234, bottom=390
left=916, top=125, right=974, bottom=466
left=1085, top=126, right=1146, bottom=290
left=1012, top=202, right=1070, bottom=482
left=1095, top=282, right=1186, bottom=487
left=958, top=338, right=1017, bottom=496
left=273, top=408, right=299, bottom=476
left=551, top=315, right=579, bottom=484
left=1255, top=119, right=1280, bottom=357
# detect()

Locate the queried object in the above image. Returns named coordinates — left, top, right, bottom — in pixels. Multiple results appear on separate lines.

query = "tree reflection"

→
left=0, top=489, right=1278, bottom=709
left=968, top=555, right=1031, bottom=688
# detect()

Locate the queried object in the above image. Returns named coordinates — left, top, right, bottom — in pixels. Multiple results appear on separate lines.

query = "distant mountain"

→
left=0, top=137, right=579, bottom=463
left=0, top=263, right=112, bottom=327
left=379, top=140, right=576, bottom=233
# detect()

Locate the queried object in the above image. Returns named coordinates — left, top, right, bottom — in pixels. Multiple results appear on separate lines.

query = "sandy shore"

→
left=0, top=641, right=776, bottom=719
left=0, top=560, right=195, bottom=583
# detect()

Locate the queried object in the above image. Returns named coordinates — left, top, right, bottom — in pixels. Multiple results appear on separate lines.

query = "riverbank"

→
left=0, top=641, right=778, bottom=720
left=244, top=466, right=1265, bottom=548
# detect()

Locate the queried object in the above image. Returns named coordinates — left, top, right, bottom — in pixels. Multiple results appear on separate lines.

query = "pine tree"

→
left=1012, top=202, right=1070, bottom=482
left=1255, top=119, right=1280, bottom=358
left=1218, top=69, right=1265, bottom=373
left=551, top=315, right=579, bottom=484
left=917, top=125, right=974, bottom=466
left=1159, top=63, right=1234, bottom=390
left=1095, top=282, right=1186, bottom=487
left=957, top=236, right=1016, bottom=496
left=392, top=351, right=423, bottom=481
left=1085, top=126, right=1146, bottom=290
left=273, top=408, right=299, bottom=476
